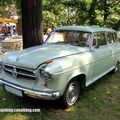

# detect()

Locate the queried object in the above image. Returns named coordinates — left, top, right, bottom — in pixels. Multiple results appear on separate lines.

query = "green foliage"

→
left=0, top=0, right=119, bottom=30
left=15, top=0, right=21, bottom=15
left=43, top=0, right=120, bottom=30
left=0, top=0, right=16, bottom=18
left=0, top=0, right=21, bottom=18
left=0, top=0, right=14, bottom=5
left=43, top=3, right=68, bottom=27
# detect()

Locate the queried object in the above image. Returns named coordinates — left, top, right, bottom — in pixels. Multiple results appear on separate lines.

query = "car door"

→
left=106, top=32, right=120, bottom=66
left=91, top=32, right=113, bottom=82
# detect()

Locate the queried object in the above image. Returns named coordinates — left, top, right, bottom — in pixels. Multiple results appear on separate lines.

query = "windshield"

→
left=45, top=30, right=91, bottom=47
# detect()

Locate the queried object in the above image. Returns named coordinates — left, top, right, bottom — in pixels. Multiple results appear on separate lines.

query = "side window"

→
left=106, top=33, right=114, bottom=44
left=97, top=33, right=106, bottom=46
left=93, top=33, right=98, bottom=46
left=114, top=33, right=119, bottom=43
left=95, top=32, right=106, bottom=46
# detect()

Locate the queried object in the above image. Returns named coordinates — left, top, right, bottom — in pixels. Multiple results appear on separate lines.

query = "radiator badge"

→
left=12, top=66, right=17, bottom=78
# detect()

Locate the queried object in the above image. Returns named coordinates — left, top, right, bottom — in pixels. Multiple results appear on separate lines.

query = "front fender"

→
left=46, top=58, right=87, bottom=94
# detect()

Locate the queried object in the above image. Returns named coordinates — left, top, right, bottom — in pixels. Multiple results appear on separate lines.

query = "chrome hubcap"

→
left=66, top=81, right=79, bottom=105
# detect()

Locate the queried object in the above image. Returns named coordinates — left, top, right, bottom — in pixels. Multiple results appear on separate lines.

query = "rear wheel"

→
left=111, top=61, right=120, bottom=73
left=61, top=80, right=80, bottom=107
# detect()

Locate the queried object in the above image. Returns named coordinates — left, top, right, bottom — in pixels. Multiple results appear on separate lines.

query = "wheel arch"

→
left=61, top=73, right=86, bottom=107
left=116, top=57, right=120, bottom=64
left=67, top=74, right=86, bottom=89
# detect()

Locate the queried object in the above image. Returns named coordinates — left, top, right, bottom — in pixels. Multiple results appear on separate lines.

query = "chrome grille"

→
left=4, top=64, right=37, bottom=80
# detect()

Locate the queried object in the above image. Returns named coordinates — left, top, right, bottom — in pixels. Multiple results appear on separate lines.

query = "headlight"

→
left=39, top=67, right=52, bottom=81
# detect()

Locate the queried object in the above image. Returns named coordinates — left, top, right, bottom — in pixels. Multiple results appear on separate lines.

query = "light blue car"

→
left=0, top=26, right=120, bottom=107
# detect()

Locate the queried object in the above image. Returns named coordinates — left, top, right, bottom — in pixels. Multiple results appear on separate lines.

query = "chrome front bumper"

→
left=0, top=79, right=61, bottom=100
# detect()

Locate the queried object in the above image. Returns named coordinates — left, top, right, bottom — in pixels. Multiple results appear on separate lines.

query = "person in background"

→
left=13, top=25, right=16, bottom=35
left=0, top=26, right=2, bottom=41
left=8, top=24, right=11, bottom=36
left=2, top=24, right=8, bottom=36
left=47, top=27, right=52, bottom=36
left=10, top=25, right=14, bottom=36
left=0, top=25, right=2, bottom=33
left=43, top=29, right=48, bottom=41
left=47, top=25, right=54, bottom=35
left=43, top=26, right=53, bottom=42
left=0, top=25, right=4, bottom=41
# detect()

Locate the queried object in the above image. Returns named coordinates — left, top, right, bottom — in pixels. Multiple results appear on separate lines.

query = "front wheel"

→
left=61, top=80, right=80, bottom=107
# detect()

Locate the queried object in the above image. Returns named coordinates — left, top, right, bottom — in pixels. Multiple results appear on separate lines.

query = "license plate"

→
left=4, top=85, right=23, bottom=97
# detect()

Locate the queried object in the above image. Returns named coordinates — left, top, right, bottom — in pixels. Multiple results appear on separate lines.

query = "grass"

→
left=0, top=72, right=120, bottom=120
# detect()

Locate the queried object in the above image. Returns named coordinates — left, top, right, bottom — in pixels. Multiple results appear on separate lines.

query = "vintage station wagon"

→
left=0, top=26, right=120, bottom=107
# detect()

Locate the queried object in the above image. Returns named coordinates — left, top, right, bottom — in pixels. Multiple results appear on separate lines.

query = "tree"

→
left=0, top=0, right=17, bottom=18
left=21, top=0, right=43, bottom=49
left=43, top=0, right=68, bottom=27
left=43, top=0, right=120, bottom=30
left=88, top=0, right=97, bottom=25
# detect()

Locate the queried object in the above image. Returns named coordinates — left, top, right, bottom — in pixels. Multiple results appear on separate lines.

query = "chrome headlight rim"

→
left=39, top=66, right=52, bottom=81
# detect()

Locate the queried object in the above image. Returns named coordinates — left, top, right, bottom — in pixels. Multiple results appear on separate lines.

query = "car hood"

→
left=4, top=44, right=90, bottom=69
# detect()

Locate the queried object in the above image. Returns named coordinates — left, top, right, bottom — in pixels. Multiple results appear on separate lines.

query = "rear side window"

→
left=114, top=33, right=119, bottom=43
left=93, top=32, right=106, bottom=46
left=106, top=33, right=114, bottom=44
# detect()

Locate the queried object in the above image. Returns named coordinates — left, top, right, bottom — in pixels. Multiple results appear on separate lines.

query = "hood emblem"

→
left=12, top=66, right=17, bottom=78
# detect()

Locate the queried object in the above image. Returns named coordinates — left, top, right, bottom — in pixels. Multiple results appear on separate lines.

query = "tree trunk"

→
left=88, top=0, right=96, bottom=25
left=103, top=0, right=109, bottom=23
left=21, top=0, right=43, bottom=49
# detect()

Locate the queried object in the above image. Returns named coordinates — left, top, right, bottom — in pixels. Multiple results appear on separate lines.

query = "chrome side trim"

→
left=0, top=79, right=61, bottom=100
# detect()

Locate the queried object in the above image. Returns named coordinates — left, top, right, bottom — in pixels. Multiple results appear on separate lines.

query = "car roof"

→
left=55, top=26, right=116, bottom=33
